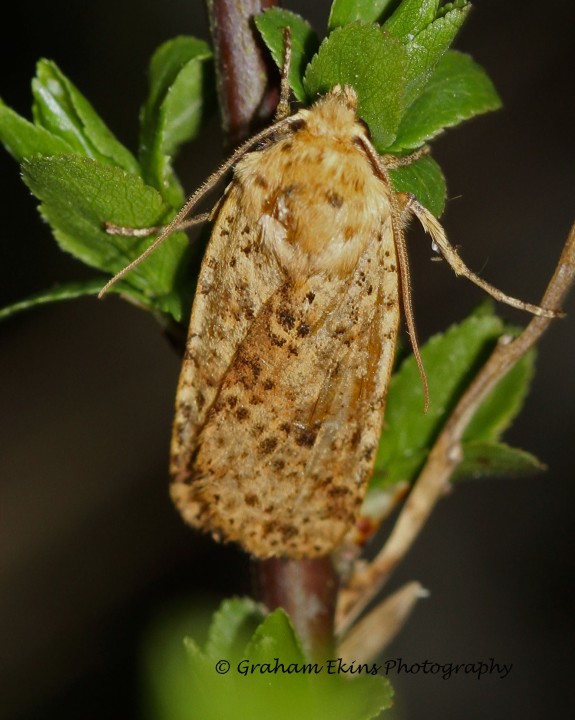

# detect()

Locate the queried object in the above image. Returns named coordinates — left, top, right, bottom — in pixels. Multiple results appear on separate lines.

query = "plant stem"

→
left=254, top=558, right=340, bottom=660
left=204, top=0, right=340, bottom=660
left=205, top=0, right=279, bottom=145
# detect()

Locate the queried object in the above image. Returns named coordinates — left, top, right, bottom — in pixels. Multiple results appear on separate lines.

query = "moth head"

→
left=296, top=84, right=363, bottom=142
left=329, top=84, right=358, bottom=110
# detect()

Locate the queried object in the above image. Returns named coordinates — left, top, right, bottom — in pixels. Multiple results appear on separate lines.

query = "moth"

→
left=101, top=46, right=556, bottom=560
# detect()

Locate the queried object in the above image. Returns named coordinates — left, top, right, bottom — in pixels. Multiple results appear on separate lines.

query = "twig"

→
left=254, top=558, right=340, bottom=661
left=204, top=0, right=341, bottom=661
left=338, top=581, right=428, bottom=665
left=206, top=0, right=279, bottom=145
left=336, top=221, right=575, bottom=635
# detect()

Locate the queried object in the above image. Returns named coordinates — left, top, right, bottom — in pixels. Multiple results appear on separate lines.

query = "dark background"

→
left=1, top=1, right=574, bottom=718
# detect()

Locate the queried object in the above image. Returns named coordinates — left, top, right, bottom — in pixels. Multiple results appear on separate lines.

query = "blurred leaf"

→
left=22, top=155, right=192, bottom=320
left=255, top=9, right=320, bottom=102
left=389, top=154, right=446, bottom=216
left=328, top=0, right=397, bottom=30
left=455, top=441, right=546, bottom=480
left=205, top=597, right=266, bottom=662
left=141, top=599, right=224, bottom=720
left=245, top=609, right=306, bottom=665
left=140, top=36, right=214, bottom=207
left=391, top=50, right=502, bottom=150
left=175, top=601, right=393, bottom=720
left=31, top=60, right=139, bottom=174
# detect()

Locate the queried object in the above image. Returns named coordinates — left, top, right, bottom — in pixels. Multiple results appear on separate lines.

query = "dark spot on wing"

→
left=235, top=406, right=249, bottom=420
left=276, top=307, right=295, bottom=331
left=259, top=436, right=278, bottom=455
left=295, top=427, right=318, bottom=447
left=269, top=331, right=286, bottom=347
left=290, top=118, right=307, bottom=133
left=326, top=190, right=344, bottom=208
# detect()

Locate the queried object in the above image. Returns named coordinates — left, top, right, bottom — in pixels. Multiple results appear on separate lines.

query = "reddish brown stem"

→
left=206, top=0, right=279, bottom=145
left=254, top=557, right=340, bottom=661
left=205, top=0, right=339, bottom=660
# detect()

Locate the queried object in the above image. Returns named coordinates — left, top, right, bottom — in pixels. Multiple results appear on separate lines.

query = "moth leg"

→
left=274, top=27, right=293, bottom=122
left=105, top=212, right=210, bottom=238
left=403, top=193, right=562, bottom=319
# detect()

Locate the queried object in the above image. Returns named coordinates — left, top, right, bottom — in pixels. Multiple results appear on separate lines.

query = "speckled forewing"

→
left=170, top=230, right=399, bottom=558
left=170, top=182, right=286, bottom=479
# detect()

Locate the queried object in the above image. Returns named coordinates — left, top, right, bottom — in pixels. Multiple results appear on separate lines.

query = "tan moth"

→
left=101, top=39, right=557, bottom=560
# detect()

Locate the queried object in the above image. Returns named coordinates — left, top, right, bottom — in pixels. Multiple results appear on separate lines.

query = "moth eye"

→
left=289, top=117, right=308, bottom=133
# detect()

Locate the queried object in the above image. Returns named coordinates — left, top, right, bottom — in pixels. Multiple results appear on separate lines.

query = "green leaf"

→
left=304, top=22, right=408, bottom=149
left=391, top=50, right=502, bottom=151
left=373, top=303, right=541, bottom=490
left=373, top=308, right=505, bottom=489
left=389, top=154, right=446, bottom=216
left=245, top=610, right=307, bottom=668
left=455, top=440, right=546, bottom=480
left=178, top=601, right=393, bottom=720
left=255, top=9, right=319, bottom=103
left=140, top=36, right=214, bottom=206
left=21, top=155, right=191, bottom=320
left=464, top=349, right=535, bottom=442
left=328, top=0, right=397, bottom=30
left=141, top=600, right=221, bottom=720
left=401, top=4, right=472, bottom=110
left=383, top=0, right=440, bottom=38
left=0, top=278, right=118, bottom=321
left=0, top=97, right=75, bottom=162
left=31, top=60, right=139, bottom=174
left=304, top=2, right=470, bottom=153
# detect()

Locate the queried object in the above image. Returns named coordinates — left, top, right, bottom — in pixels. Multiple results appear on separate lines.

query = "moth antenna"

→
left=105, top=212, right=210, bottom=238
left=275, top=26, right=293, bottom=122
left=98, top=114, right=297, bottom=298
left=391, top=209, right=430, bottom=412
left=406, top=197, right=564, bottom=319
left=357, top=135, right=430, bottom=411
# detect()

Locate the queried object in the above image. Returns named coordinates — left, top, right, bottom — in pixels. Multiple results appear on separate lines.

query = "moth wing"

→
left=171, top=182, right=286, bottom=477
left=171, top=233, right=399, bottom=558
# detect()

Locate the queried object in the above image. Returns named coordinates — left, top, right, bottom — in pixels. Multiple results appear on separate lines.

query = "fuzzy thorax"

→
left=234, top=88, right=391, bottom=280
